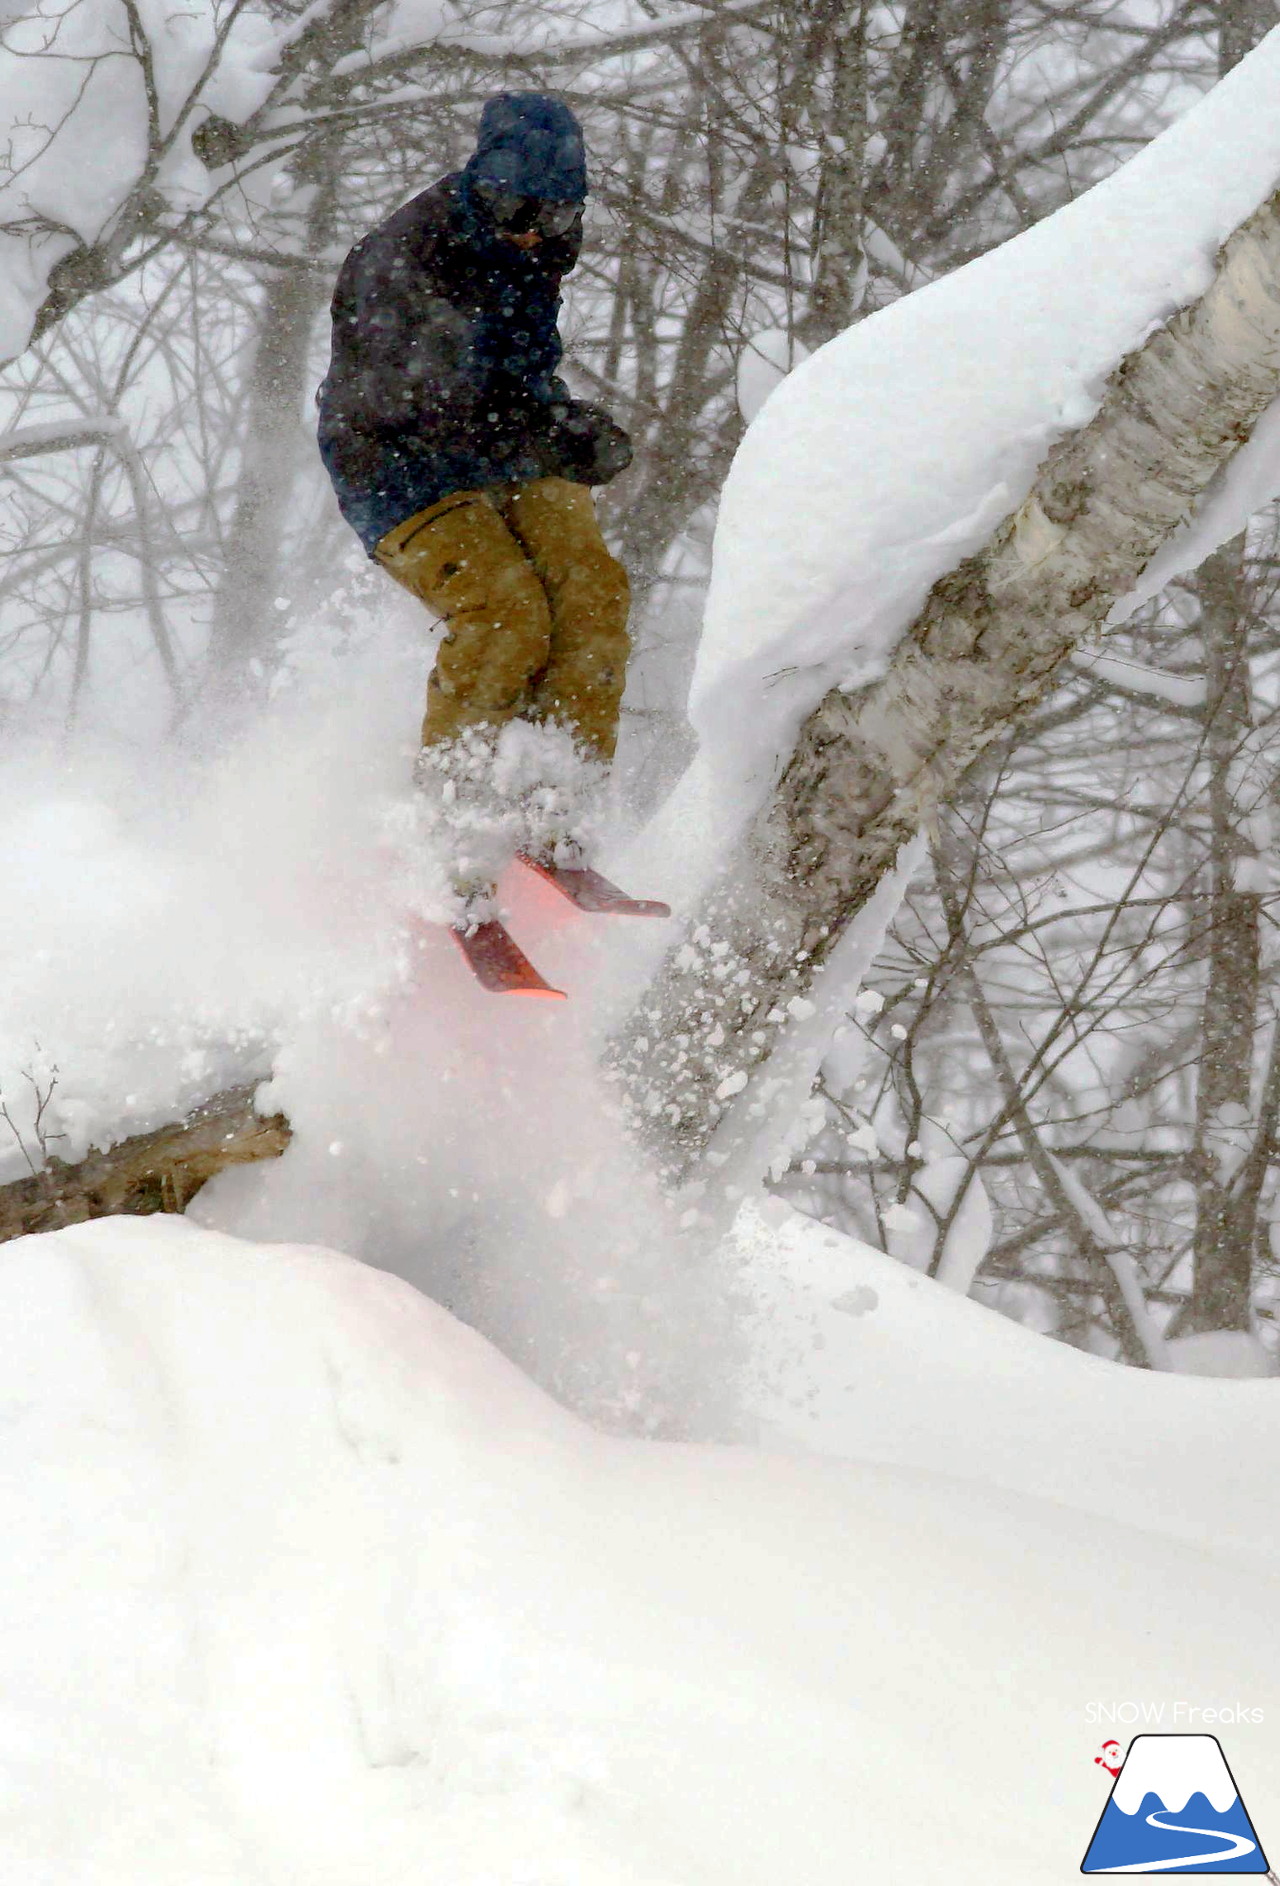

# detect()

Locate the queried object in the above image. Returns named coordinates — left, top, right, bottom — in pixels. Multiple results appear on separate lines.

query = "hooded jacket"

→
left=317, top=94, right=629, bottom=552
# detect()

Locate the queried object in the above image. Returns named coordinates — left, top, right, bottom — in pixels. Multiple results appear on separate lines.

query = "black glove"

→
left=547, top=402, right=633, bottom=487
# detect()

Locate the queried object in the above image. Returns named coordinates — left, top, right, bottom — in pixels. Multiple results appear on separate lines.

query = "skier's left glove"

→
left=548, top=402, right=633, bottom=487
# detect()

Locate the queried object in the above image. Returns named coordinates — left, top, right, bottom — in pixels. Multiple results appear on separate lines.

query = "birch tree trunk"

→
left=207, top=140, right=343, bottom=681
left=611, top=180, right=1280, bottom=1188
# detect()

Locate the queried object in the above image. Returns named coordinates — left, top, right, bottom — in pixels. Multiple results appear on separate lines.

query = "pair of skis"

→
left=450, top=851, right=670, bottom=997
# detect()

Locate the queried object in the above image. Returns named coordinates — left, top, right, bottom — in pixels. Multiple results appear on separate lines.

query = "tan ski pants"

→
left=374, top=476, right=631, bottom=760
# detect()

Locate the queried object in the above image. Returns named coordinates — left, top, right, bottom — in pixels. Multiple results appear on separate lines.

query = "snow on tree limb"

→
left=1069, top=648, right=1207, bottom=709
left=0, top=415, right=127, bottom=461
left=612, top=179, right=1280, bottom=1186
left=0, top=1084, right=291, bottom=1246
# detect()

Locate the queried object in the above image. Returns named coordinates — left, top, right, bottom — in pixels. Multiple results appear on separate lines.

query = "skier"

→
left=317, top=93, right=634, bottom=919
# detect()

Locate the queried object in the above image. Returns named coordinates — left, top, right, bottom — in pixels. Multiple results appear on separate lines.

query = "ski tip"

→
left=516, top=852, right=671, bottom=918
left=449, top=918, right=567, bottom=998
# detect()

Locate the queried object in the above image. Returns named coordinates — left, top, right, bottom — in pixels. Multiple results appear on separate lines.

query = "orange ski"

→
left=517, top=853, right=670, bottom=918
left=450, top=917, right=566, bottom=998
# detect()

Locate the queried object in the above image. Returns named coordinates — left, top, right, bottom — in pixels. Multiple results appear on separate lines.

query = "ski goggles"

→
left=474, top=184, right=580, bottom=239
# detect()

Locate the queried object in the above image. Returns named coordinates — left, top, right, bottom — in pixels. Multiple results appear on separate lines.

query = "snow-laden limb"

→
left=0, top=1083, right=290, bottom=1244
left=0, top=414, right=127, bottom=461
left=680, top=30, right=1280, bottom=815
left=0, top=0, right=769, bottom=363
left=615, top=146, right=1280, bottom=1187
left=1069, top=648, right=1208, bottom=709
left=0, top=0, right=280, bottom=361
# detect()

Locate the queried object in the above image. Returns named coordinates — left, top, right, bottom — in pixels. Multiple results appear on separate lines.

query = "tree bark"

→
left=612, top=179, right=1280, bottom=1185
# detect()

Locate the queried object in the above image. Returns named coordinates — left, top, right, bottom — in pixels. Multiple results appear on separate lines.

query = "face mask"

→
left=473, top=183, right=580, bottom=239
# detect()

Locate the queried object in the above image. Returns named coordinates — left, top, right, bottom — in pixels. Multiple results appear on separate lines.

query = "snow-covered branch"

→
left=614, top=167, right=1280, bottom=1187
left=1069, top=648, right=1208, bottom=709
left=0, top=415, right=127, bottom=462
left=0, top=1084, right=290, bottom=1245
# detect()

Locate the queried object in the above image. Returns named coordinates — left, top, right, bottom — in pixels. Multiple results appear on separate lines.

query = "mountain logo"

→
left=1082, top=1734, right=1268, bottom=1873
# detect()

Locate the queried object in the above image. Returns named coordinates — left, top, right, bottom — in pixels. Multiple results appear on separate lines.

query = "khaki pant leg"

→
left=500, top=478, right=631, bottom=761
left=375, top=493, right=553, bottom=748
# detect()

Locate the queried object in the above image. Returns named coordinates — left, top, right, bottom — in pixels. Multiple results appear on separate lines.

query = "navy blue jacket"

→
left=317, top=95, right=629, bottom=552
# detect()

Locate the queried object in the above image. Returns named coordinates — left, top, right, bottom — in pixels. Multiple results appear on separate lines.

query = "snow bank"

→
left=734, top=1197, right=1280, bottom=1571
left=3, top=1212, right=1277, bottom=1884
left=654, top=30, right=1280, bottom=886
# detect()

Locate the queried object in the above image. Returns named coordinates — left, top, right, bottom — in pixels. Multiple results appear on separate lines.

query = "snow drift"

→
left=1, top=1212, right=1276, bottom=1885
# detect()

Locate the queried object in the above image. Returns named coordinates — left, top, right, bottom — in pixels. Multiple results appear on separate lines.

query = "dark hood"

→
left=463, top=93, right=587, bottom=203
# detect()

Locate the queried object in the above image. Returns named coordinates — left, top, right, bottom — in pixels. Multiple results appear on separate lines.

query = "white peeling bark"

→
left=610, top=181, right=1280, bottom=1186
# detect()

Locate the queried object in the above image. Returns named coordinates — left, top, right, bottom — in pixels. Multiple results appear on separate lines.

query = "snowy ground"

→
left=2, top=1211, right=1276, bottom=1886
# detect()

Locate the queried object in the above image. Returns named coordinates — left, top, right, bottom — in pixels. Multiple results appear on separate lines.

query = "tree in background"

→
left=0, top=0, right=1226, bottom=727
left=757, top=0, right=1280, bottom=1376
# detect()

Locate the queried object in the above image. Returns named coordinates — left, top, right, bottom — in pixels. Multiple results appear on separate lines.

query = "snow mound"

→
left=733, top=1198, right=1280, bottom=1571
left=2, top=1213, right=1278, bottom=1884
